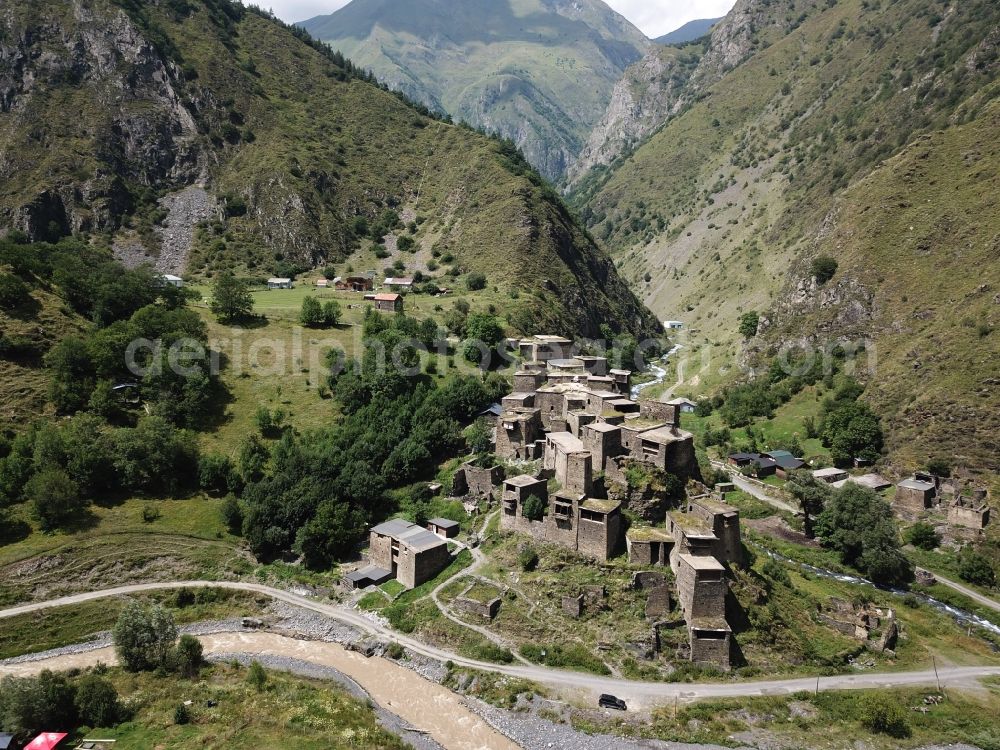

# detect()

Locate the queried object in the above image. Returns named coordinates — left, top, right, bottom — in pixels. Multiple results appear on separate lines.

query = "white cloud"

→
left=262, top=0, right=737, bottom=39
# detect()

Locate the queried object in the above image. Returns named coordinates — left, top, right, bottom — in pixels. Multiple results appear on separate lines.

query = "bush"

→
left=141, top=504, right=161, bottom=523
left=810, top=255, right=838, bottom=285
left=75, top=674, right=122, bottom=727
left=522, top=494, right=545, bottom=521
left=385, top=642, right=405, bottom=660
left=173, top=634, right=204, bottom=678
left=859, top=693, right=910, bottom=737
left=958, top=547, right=996, bottom=587
left=0, top=272, right=31, bottom=309
left=174, top=703, right=191, bottom=725
left=739, top=311, right=759, bottom=338
left=517, top=546, right=539, bottom=572
left=905, top=522, right=940, bottom=551
left=113, top=601, right=178, bottom=672
left=199, top=453, right=233, bottom=495
left=926, top=457, right=951, bottom=477
left=220, top=494, right=243, bottom=534
left=247, top=660, right=267, bottom=691
left=28, top=467, right=86, bottom=531
left=762, top=558, right=792, bottom=586
left=465, top=272, right=487, bottom=291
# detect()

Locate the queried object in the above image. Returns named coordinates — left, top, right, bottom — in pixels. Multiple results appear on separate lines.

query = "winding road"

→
left=3, top=580, right=1000, bottom=707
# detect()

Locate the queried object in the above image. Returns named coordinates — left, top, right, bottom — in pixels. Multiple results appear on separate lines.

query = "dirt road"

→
left=4, top=580, right=1000, bottom=709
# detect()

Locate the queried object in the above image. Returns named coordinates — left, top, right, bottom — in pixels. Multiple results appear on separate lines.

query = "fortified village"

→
left=493, top=335, right=747, bottom=669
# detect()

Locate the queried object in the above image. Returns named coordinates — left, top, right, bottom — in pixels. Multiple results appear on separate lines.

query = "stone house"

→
left=427, top=517, right=460, bottom=538
left=894, top=477, right=937, bottom=514
left=374, top=293, right=403, bottom=313
left=366, top=519, right=450, bottom=589
left=500, top=474, right=622, bottom=561
left=267, top=277, right=292, bottom=289
left=626, top=526, right=673, bottom=566
left=676, top=554, right=731, bottom=669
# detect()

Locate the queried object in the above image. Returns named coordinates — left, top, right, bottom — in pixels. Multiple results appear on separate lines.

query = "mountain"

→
left=299, top=0, right=650, bottom=181
left=0, top=0, right=660, bottom=341
left=654, top=17, right=722, bottom=45
left=570, top=0, right=1000, bottom=470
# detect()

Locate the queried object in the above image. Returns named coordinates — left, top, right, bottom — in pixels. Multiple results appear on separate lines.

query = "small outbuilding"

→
left=267, top=277, right=292, bottom=289
left=374, top=292, right=403, bottom=313
left=667, top=397, right=697, bottom=413
left=159, top=273, right=184, bottom=287
left=813, top=467, right=849, bottom=484
left=427, top=517, right=460, bottom=538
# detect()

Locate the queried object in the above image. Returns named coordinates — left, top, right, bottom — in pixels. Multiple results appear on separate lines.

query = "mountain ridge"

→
left=0, top=0, right=660, bottom=341
left=300, top=0, right=651, bottom=181
left=655, top=17, right=722, bottom=45
left=569, top=0, right=1000, bottom=471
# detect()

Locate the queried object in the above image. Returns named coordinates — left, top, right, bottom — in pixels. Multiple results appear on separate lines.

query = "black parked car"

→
left=598, top=693, right=627, bottom=711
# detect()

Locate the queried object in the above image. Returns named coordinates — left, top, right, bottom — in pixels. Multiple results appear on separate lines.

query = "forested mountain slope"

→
left=0, top=0, right=658, bottom=339
left=300, top=0, right=650, bottom=181
left=570, top=0, right=1000, bottom=470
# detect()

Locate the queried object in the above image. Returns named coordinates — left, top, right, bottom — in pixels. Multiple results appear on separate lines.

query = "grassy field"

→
left=0, top=588, right=267, bottom=660
left=579, top=681, right=1000, bottom=749
left=0, top=496, right=250, bottom=606
left=72, top=663, right=409, bottom=749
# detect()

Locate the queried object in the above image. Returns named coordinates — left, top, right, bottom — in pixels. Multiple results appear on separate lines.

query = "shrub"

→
left=739, top=311, right=759, bottom=338
left=141, top=504, right=161, bottom=523
left=925, top=457, right=951, bottom=477
left=465, top=272, right=487, bottom=291
left=113, top=601, right=178, bottom=672
left=810, top=255, right=838, bottom=285
left=385, top=642, right=405, bottom=660
left=0, top=272, right=31, bottom=309
left=75, top=674, right=122, bottom=727
left=28, top=467, right=86, bottom=531
left=522, top=494, right=545, bottom=521
left=174, top=703, right=191, bottom=725
left=762, top=558, right=792, bottom=586
left=247, top=660, right=267, bottom=691
left=905, top=522, right=940, bottom=551
left=859, top=693, right=910, bottom=737
left=220, top=494, right=243, bottom=534
left=174, top=634, right=204, bottom=678
left=958, top=547, right=996, bottom=587
left=517, top=546, right=539, bottom=572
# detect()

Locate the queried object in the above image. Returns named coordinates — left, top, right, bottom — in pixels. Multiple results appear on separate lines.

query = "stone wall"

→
left=639, top=400, right=680, bottom=425
left=690, top=630, right=730, bottom=669
left=462, top=463, right=504, bottom=497
left=454, top=595, right=502, bottom=620
left=948, top=503, right=990, bottom=530
left=645, top=585, right=673, bottom=619
left=368, top=531, right=394, bottom=572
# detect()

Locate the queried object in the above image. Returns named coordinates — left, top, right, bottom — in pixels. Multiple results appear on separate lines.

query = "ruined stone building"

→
left=501, top=474, right=622, bottom=561
left=622, top=493, right=745, bottom=670
left=894, top=472, right=991, bottom=529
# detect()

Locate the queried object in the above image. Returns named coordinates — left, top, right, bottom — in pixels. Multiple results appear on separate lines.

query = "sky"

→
left=261, top=0, right=739, bottom=40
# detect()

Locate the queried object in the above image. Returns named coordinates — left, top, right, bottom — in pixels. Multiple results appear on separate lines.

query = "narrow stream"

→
left=630, top=344, right=682, bottom=399
left=758, top=546, right=1000, bottom=639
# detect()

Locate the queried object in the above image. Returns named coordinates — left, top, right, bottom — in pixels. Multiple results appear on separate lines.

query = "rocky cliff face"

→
left=568, top=46, right=696, bottom=183
left=0, top=0, right=204, bottom=238
left=569, top=0, right=795, bottom=184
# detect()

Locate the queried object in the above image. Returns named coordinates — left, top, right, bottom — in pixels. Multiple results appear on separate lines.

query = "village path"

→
left=5, top=581, right=1000, bottom=710
left=427, top=510, right=536, bottom=666
left=921, top=570, right=1000, bottom=614
left=710, top=460, right=800, bottom=514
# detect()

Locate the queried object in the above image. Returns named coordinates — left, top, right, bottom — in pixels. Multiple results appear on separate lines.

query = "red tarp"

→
left=25, top=734, right=68, bottom=750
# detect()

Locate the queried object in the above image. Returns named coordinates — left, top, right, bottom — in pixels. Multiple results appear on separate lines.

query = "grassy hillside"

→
left=0, top=0, right=658, bottom=341
left=571, top=0, right=1000, bottom=472
left=301, top=0, right=650, bottom=180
